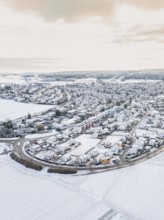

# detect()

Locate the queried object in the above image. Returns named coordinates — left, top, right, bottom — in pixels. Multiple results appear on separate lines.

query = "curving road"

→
left=6, top=135, right=163, bottom=173
left=0, top=112, right=164, bottom=173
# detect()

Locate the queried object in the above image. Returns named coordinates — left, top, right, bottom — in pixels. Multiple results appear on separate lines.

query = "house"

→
left=101, top=157, right=111, bottom=165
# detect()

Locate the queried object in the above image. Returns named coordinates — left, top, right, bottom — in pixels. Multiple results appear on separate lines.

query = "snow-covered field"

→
left=1, top=151, right=164, bottom=219
left=0, top=155, right=131, bottom=220
left=0, top=99, right=53, bottom=121
left=0, top=143, right=13, bottom=154
left=103, top=79, right=162, bottom=84
left=0, top=74, right=25, bottom=84
left=70, top=134, right=100, bottom=156
left=105, top=135, right=122, bottom=145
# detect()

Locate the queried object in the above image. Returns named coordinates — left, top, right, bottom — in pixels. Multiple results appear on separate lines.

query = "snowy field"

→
left=70, top=134, right=100, bottom=156
left=0, top=155, right=131, bottom=220
left=1, top=151, right=164, bottom=219
left=105, top=135, right=122, bottom=145
left=103, top=79, right=162, bottom=84
left=0, top=143, right=13, bottom=154
left=0, top=74, right=25, bottom=84
left=0, top=99, right=53, bottom=121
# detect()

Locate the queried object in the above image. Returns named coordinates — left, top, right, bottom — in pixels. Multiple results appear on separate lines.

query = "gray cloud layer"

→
left=125, top=0, right=164, bottom=9
left=6, top=0, right=115, bottom=21
left=6, top=0, right=164, bottom=21
left=113, top=25, right=164, bottom=44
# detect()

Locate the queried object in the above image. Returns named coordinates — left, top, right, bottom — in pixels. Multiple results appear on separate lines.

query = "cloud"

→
left=6, top=0, right=116, bottom=22
left=124, top=0, right=164, bottom=10
left=6, top=0, right=164, bottom=22
left=113, top=25, right=164, bottom=44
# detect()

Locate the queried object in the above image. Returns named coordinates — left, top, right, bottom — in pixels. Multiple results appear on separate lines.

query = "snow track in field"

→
left=0, top=155, right=135, bottom=220
left=2, top=152, right=164, bottom=220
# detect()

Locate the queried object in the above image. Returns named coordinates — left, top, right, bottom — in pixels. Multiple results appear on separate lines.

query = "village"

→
left=0, top=79, right=163, bottom=169
left=1, top=0, right=164, bottom=218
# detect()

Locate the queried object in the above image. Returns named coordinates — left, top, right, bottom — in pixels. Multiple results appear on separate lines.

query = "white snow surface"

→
left=69, top=134, right=100, bottom=156
left=0, top=155, right=132, bottom=220
left=105, top=135, right=122, bottom=145
left=0, top=75, right=25, bottom=84
left=135, top=129, right=157, bottom=138
left=25, top=130, right=58, bottom=139
left=0, top=143, right=12, bottom=154
left=0, top=99, right=53, bottom=121
left=1, top=151, right=164, bottom=219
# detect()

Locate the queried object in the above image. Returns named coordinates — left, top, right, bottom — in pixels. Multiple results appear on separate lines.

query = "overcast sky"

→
left=1, top=0, right=164, bottom=72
